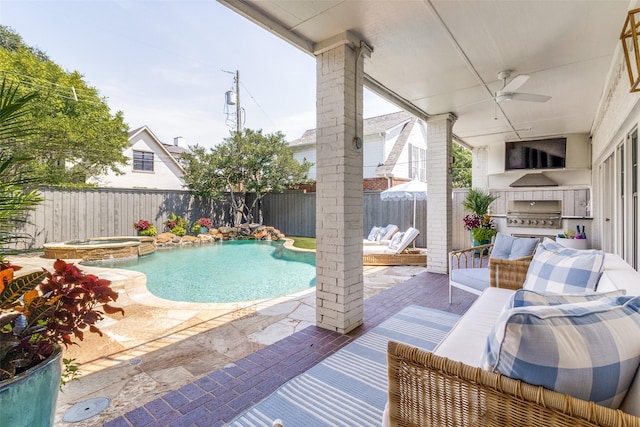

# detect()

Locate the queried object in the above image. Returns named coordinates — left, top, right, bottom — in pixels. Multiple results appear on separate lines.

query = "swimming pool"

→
left=93, top=240, right=315, bottom=303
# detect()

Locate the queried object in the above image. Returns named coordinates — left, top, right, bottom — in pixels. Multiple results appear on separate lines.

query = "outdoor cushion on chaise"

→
left=363, top=228, right=425, bottom=266
left=448, top=232, right=539, bottom=303
left=363, top=224, right=399, bottom=245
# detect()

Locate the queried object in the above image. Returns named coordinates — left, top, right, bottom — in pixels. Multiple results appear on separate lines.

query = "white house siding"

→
left=392, top=142, right=410, bottom=178
left=363, top=137, right=384, bottom=179
left=289, top=112, right=428, bottom=183
left=91, top=130, right=186, bottom=190
left=404, top=123, right=428, bottom=180
left=292, top=146, right=317, bottom=179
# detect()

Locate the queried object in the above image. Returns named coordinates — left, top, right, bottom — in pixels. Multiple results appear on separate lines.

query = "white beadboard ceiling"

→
left=218, top=0, right=630, bottom=148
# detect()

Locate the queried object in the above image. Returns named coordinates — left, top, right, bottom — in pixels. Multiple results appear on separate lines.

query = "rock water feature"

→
left=154, top=224, right=286, bottom=247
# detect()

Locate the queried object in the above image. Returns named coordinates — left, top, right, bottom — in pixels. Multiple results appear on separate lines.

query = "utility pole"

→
left=236, top=70, right=241, bottom=134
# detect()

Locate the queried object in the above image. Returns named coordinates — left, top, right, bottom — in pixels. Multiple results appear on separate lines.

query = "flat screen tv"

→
left=505, top=137, right=566, bottom=171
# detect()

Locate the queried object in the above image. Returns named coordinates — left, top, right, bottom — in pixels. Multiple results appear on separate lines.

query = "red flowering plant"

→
left=0, top=259, right=124, bottom=383
left=163, top=212, right=187, bottom=236
left=464, top=214, right=496, bottom=243
left=463, top=214, right=481, bottom=231
left=133, top=219, right=157, bottom=236
left=191, top=217, right=212, bottom=233
left=462, top=188, right=499, bottom=244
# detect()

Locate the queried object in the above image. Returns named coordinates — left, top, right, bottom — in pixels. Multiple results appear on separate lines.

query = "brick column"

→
left=315, top=42, right=365, bottom=334
left=426, top=113, right=456, bottom=274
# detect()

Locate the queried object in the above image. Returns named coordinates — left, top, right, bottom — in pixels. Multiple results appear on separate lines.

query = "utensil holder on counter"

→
left=555, top=237, right=589, bottom=250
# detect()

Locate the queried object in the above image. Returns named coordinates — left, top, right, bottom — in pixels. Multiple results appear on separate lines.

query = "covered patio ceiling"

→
left=218, top=0, right=629, bottom=149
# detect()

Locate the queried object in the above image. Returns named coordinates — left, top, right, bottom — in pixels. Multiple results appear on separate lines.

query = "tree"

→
left=452, top=142, right=472, bottom=188
left=180, top=128, right=312, bottom=225
left=0, top=79, right=43, bottom=257
left=0, top=25, right=128, bottom=186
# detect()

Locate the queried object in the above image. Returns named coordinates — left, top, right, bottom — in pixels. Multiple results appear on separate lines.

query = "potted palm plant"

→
left=462, top=188, right=499, bottom=247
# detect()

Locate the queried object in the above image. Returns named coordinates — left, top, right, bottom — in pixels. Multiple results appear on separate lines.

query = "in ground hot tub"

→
left=43, top=236, right=156, bottom=261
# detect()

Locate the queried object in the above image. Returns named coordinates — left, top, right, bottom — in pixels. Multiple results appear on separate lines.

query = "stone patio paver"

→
left=101, top=270, right=476, bottom=426
left=13, top=258, right=437, bottom=426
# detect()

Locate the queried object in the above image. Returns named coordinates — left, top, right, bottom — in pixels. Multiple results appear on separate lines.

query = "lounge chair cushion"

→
left=379, top=224, right=399, bottom=241
left=490, top=233, right=539, bottom=260
left=481, top=295, right=640, bottom=409
left=366, top=226, right=382, bottom=241
left=387, top=232, right=405, bottom=251
left=450, top=268, right=489, bottom=292
left=507, top=288, right=626, bottom=309
left=523, top=238, right=605, bottom=294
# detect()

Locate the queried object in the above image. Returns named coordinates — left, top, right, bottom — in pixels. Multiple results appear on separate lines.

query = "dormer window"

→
left=133, top=150, right=154, bottom=172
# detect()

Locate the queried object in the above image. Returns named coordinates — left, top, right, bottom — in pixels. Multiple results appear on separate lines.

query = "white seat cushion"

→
left=450, top=268, right=489, bottom=292
left=434, top=287, right=513, bottom=367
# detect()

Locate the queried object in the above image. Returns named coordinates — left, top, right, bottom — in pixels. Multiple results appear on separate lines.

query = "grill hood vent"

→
left=509, top=173, right=558, bottom=187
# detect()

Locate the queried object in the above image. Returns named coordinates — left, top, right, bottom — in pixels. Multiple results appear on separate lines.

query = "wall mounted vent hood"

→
left=509, top=173, right=558, bottom=187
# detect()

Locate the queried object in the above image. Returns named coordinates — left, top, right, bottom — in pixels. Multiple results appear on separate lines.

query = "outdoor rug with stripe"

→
left=227, top=305, right=460, bottom=427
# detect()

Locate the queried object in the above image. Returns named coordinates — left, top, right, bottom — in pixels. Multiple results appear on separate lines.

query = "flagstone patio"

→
left=7, top=254, right=452, bottom=426
left=94, top=268, right=475, bottom=427
left=8, top=256, right=475, bottom=426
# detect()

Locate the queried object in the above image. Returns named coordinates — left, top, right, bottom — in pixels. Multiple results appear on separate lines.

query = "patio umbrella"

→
left=380, top=178, right=428, bottom=229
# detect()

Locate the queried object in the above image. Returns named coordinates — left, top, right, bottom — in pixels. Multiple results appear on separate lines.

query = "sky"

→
left=0, top=0, right=400, bottom=148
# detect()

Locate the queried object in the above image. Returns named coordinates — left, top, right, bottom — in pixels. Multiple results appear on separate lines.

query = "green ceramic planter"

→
left=471, top=232, right=491, bottom=256
left=0, top=348, right=62, bottom=427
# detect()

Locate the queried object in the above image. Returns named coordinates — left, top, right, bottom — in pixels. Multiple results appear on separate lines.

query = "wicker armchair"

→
left=449, top=243, right=494, bottom=270
left=449, top=244, right=533, bottom=303
left=387, top=341, right=640, bottom=427
left=489, top=256, right=533, bottom=290
left=448, top=244, right=493, bottom=303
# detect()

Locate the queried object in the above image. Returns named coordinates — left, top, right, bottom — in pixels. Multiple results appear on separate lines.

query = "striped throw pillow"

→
left=481, top=296, right=640, bottom=408
left=523, top=238, right=604, bottom=293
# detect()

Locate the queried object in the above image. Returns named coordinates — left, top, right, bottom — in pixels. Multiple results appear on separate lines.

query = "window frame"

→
left=133, top=150, right=154, bottom=172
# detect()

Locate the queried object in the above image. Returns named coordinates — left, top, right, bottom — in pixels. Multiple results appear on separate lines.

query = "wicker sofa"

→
left=386, top=253, right=640, bottom=426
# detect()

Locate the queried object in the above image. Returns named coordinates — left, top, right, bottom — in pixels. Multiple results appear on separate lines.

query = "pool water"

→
left=97, top=240, right=316, bottom=303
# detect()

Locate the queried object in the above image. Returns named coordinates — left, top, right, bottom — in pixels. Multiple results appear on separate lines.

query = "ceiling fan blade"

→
left=510, top=92, right=551, bottom=103
left=502, top=74, right=529, bottom=92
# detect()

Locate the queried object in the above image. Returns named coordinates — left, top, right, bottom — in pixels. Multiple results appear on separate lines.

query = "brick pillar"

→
left=426, top=113, right=456, bottom=274
left=315, top=42, right=365, bottom=334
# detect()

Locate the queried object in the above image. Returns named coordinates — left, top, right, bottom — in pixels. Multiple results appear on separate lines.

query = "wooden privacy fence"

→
left=18, top=187, right=234, bottom=250
left=15, top=187, right=472, bottom=251
left=230, top=190, right=471, bottom=249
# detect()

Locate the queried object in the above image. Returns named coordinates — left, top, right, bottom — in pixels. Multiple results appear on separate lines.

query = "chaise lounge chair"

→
left=363, top=224, right=399, bottom=245
left=363, top=227, right=425, bottom=266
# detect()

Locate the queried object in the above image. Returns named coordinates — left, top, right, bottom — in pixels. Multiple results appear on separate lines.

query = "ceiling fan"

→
left=493, top=70, right=551, bottom=103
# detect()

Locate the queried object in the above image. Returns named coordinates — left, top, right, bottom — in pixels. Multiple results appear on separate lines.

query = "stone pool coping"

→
left=42, top=236, right=156, bottom=261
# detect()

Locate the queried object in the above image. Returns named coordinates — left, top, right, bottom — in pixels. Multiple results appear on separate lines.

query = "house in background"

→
left=289, top=111, right=427, bottom=190
left=90, top=126, right=186, bottom=190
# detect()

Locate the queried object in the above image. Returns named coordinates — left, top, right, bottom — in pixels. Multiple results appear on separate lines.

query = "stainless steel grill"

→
left=505, top=200, right=562, bottom=228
